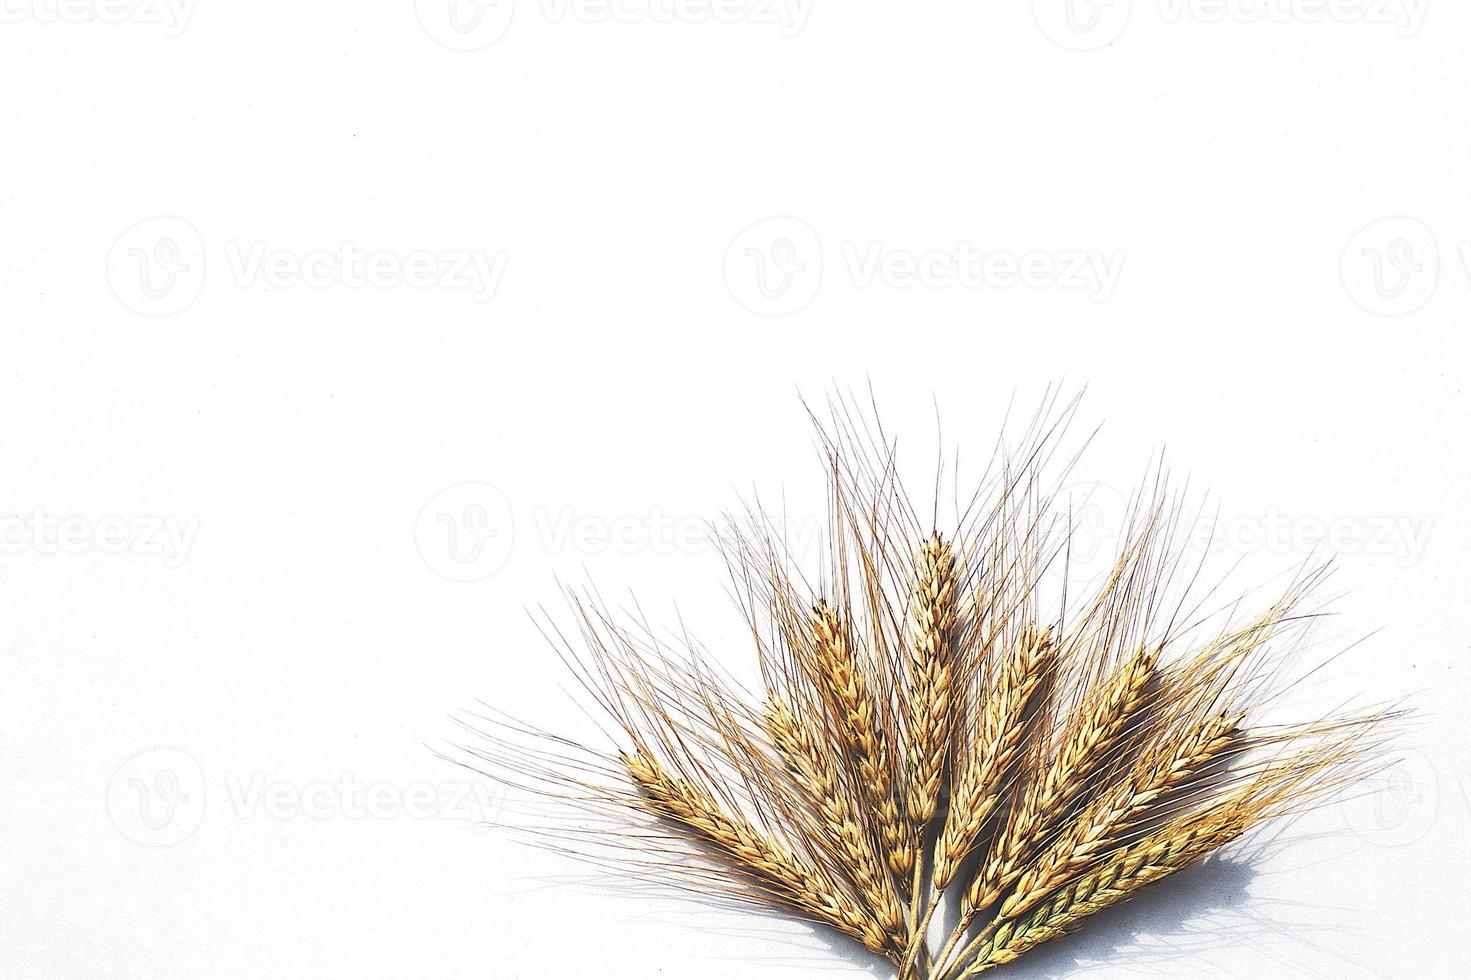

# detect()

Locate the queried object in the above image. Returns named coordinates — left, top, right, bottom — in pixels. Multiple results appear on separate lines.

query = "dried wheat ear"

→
left=450, top=397, right=1398, bottom=979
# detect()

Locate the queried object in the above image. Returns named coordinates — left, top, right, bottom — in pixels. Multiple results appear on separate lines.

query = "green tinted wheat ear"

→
left=623, top=751, right=894, bottom=958
left=952, top=809, right=1250, bottom=978
left=764, top=699, right=907, bottom=947
left=904, top=533, right=959, bottom=833
left=997, top=710, right=1240, bottom=921
left=934, top=625, right=1056, bottom=889
left=809, top=602, right=911, bottom=881
left=965, top=644, right=1157, bottom=914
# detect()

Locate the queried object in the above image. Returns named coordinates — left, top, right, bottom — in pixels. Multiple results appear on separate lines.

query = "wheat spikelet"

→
left=933, top=624, right=1056, bottom=888
left=904, top=532, right=959, bottom=832
left=964, top=642, right=1158, bottom=912
left=764, top=697, right=907, bottom=946
left=623, top=750, right=894, bottom=957
left=996, top=708, right=1240, bottom=920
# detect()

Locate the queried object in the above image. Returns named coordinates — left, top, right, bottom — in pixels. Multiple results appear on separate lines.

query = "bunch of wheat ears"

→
left=455, top=397, right=1393, bottom=978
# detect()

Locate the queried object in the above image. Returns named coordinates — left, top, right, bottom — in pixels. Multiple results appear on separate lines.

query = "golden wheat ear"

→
left=450, top=395, right=1398, bottom=980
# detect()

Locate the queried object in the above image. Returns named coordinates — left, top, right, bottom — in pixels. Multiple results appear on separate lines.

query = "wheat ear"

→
left=763, top=698, right=907, bottom=948
left=996, top=709, right=1240, bottom=920
left=895, top=533, right=959, bottom=976
left=809, top=601, right=911, bottom=882
left=950, top=807, right=1248, bottom=977
left=934, top=624, right=1056, bottom=889
left=963, top=643, right=1158, bottom=915
left=622, top=750, right=895, bottom=958
left=904, top=533, right=959, bottom=832
left=895, top=624, right=1056, bottom=980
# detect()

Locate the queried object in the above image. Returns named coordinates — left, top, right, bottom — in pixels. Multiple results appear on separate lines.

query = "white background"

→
left=2, top=2, right=1468, bottom=978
